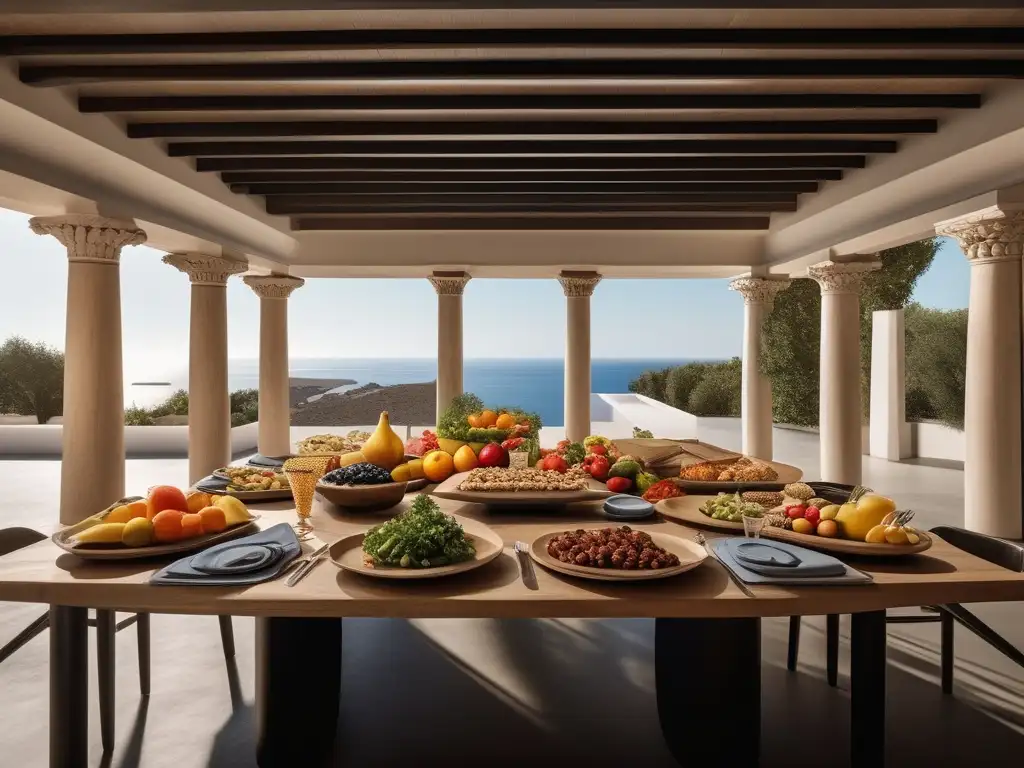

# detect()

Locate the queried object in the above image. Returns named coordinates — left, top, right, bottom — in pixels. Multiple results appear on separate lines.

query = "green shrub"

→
left=686, top=358, right=742, bottom=416
left=150, top=388, right=189, bottom=417
left=629, top=368, right=671, bottom=401
left=230, top=388, right=259, bottom=414
left=664, top=362, right=709, bottom=410
left=124, top=404, right=154, bottom=426
left=904, top=303, right=967, bottom=429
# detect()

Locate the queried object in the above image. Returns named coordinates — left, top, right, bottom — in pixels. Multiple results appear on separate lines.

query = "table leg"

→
left=50, top=606, right=88, bottom=768
left=850, top=610, right=886, bottom=768
left=656, top=617, right=760, bottom=766
left=96, top=609, right=116, bottom=752
left=255, top=617, right=342, bottom=768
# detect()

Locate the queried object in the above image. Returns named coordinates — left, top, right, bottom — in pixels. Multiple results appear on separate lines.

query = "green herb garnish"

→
left=361, top=494, right=476, bottom=568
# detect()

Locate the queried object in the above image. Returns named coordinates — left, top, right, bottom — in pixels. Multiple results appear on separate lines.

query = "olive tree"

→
left=0, top=336, right=65, bottom=423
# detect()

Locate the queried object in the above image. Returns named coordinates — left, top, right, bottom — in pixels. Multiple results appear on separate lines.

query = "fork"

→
left=694, top=532, right=756, bottom=598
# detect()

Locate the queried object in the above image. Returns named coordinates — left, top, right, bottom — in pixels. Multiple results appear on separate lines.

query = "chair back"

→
left=930, top=526, right=1024, bottom=573
left=0, top=527, right=46, bottom=559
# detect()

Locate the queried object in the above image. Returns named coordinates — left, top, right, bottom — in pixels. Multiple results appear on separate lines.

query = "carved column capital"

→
left=558, top=271, right=602, bottom=298
left=29, top=214, right=146, bottom=264
left=243, top=274, right=305, bottom=299
left=162, top=252, right=247, bottom=286
left=428, top=271, right=471, bottom=296
left=936, top=206, right=1024, bottom=264
left=807, top=260, right=881, bottom=296
left=728, top=276, right=791, bottom=307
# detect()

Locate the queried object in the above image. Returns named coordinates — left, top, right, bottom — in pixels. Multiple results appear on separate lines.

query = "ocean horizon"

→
left=127, top=357, right=722, bottom=425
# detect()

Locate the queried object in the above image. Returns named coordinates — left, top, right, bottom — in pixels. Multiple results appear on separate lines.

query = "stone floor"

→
left=1, top=422, right=1023, bottom=767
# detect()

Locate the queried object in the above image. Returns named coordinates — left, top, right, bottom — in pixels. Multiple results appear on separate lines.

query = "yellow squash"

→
left=360, top=411, right=406, bottom=470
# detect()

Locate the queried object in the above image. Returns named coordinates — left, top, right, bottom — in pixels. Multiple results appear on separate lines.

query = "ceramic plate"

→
left=431, top=471, right=612, bottom=506
left=53, top=514, right=261, bottom=561
left=656, top=496, right=932, bottom=557
left=529, top=529, right=706, bottom=582
left=330, top=517, right=504, bottom=579
left=675, top=458, right=804, bottom=492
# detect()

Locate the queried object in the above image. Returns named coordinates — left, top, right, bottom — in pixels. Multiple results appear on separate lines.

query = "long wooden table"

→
left=2, top=496, right=1024, bottom=768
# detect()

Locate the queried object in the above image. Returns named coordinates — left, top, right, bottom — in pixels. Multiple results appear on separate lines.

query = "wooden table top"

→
left=2, top=495, right=1023, bottom=620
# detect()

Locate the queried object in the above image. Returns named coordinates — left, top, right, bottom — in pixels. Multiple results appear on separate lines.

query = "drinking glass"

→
left=284, top=467, right=317, bottom=538
left=742, top=514, right=766, bottom=539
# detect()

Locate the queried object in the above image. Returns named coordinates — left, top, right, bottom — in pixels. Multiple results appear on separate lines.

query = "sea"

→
left=127, top=358, right=711, bottom=425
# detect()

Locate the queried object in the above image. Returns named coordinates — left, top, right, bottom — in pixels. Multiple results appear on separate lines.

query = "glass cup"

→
left=284, top=467, right=317, bottom=538
left=742, top=514, right=766, bottom=539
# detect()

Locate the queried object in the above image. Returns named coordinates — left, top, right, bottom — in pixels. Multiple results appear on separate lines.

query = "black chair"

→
left=0, top=527, right=236, bottom=752
left=788, top=525, right=1024, bottom=692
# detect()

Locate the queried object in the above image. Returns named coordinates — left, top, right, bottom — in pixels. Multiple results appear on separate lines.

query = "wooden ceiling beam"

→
left=4, top=28, right=1023, bottom=56
left=169, top=139, right=896, bottom=157
left=232, top=180, right=819, bottom=195
left=127, top=119, right=937, bottom=139
left=22, top=59, right=1024, bottom=86
left=265, top=191, right=798, bottom=205
left=276, top=202, right=796, bottom=214
left=291, top=215, right=772, bottom=231
left=219, top=169, right=844, bottom=183
left=80, top=93, right=982, bottom=113
left=196, top=155, right=867, bottom=171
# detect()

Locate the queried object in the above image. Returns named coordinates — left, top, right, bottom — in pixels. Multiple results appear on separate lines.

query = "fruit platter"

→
left=657, top=483, right=932, bottom=557
left=53, top=486, right=259, bottom=560
left=529, top=525, right=706, bottom=582
left=329, top=494, right=504, bottom=579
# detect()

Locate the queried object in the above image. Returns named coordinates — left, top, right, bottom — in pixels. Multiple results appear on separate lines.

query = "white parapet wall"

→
left=869, top=309, right=912, bottom=461
left=910, top=421, right=965, bottom=463
left=0, top=421, right=259, bottom=457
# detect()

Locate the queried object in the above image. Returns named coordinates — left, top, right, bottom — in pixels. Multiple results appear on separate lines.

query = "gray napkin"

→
left=150, top=523, right=301, bottom=586
left=727, top=539, right=846, bottom=578
left=713, top=538, right=873, bottom=586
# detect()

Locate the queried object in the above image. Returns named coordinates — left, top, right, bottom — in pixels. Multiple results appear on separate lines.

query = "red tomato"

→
left=588, top=444, right=607, bottom=456
left=541, top=454, right=568, bottom=474
left=606, top=476, right=632, bottom=494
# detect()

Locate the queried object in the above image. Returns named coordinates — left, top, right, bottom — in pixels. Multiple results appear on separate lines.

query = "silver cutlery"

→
left=285, top=543, right=329, bottom=587
left=694, top=532, right=756, bottom=598
left=513, top=541, right=539, bottom=590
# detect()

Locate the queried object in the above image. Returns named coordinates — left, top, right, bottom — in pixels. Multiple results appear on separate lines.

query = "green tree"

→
left=664, top=362, right=709, bottom=410
left=0, top=336, right=64, bottom=423
left=904, top=303, right=967, bottom=429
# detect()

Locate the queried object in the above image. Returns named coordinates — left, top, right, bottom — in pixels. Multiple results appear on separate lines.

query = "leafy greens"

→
left=361, top=494, right=476, bottom=568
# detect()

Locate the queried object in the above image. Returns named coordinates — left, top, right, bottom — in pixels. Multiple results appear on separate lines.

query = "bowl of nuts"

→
left=431, top=467, right=613, bottom=506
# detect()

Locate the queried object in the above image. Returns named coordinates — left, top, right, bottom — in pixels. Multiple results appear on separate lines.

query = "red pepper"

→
left=501, top=437, right=525, bottom=451
left=582, top=454, right=610, bottom=481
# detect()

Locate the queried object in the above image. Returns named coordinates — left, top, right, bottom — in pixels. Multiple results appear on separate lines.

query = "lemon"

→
left=122, top=517, right=154, bottom=547
left=214, top=495, right=251, bottom=526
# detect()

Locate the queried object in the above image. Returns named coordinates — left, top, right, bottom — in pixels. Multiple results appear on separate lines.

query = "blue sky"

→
left=0, top=208, right=969, bottom=382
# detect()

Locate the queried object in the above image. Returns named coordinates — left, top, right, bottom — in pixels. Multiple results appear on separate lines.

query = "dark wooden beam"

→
left=80, top=93, right=982, bottom=113
left=233, top=180, right=819, bottom=195
left=220, top=168, right=844, bottom=183
left=21, top=58, right=1024, bottom=86
left=266, top=191, right=797, bottom=205
left=127, top=119, right=937, bottom=139
left=291, top=215, right=771, bottom=231
left=197, top=155, right=867, bottom=171
left=4, top=28, right=1023, bottom=56
left=170, top=139, right=897, bottom=157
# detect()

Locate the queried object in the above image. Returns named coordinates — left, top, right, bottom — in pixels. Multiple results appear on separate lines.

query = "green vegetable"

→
left=467, top=427, right=512, bottom=443
left=635, top=472, right=659, bottom=494
left=633, top=427, right=654, bottom=439
left=608, top=458, right=642, bottom=480
left=583, top=435, right=613, bottom=450
left=699, top=492, right=765, bottom=523
left=516, top=437, right=541, bottom=467
left=562, top=441, right=586, bottom=466
left=500, top=407, right=543, bottom=437
left=436, top=392, right=484, bottom=441
left=361, top=494, right=476, bottom=568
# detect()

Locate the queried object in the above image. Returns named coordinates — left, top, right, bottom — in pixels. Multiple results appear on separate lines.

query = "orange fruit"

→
left=126, top=501, right=148, bottom=519
left=452, top=445, right=479, bottom=473
left=151, top=509, right=185, bottom=542
left=494, top=413, right=515, bottom=430
left=198, top=506, right=227, bottom=534
left=181, top=513, right=204, bottom=540
left=147, top=486, right=188, bottom=519
left=467, top=412, right=483, bottom=428
left=186, top=490, right=212, bottom=514
left=422, top=450, right=455, bottom=483
left=478, top=410, right=498, bottom=428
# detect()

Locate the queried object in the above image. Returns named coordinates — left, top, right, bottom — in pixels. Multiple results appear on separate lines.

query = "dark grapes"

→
left=321, top=463, right=394, bottom=486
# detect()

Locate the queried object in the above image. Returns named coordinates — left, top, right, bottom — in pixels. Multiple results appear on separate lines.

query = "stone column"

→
left=808, top=259, right=881, bottom=486
left=937, top=207, right=1024, bottom=538
left=28, top=214, right=146, bottom=524
left=243, top=275, right=305, bottom=457
left=427, top=272, right=471, bottom=421
left=558, top=271, right=601, bottom=442
left=728, top=276, right=790, bottom=459
left=163, top=253, right=247, bottom=484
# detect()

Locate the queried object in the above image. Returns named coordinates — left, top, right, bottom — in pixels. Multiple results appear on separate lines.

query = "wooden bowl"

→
left=316, top=480, right=408, bottom=510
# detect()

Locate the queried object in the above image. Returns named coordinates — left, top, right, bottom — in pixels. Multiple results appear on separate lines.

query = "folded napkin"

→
left=150, top=523, right=301, bottom=587
left=195, top=474, right=231, bottom=493
left=246, top=454, right=288, bottom=469
left=713, top=538, right=873, bottom=586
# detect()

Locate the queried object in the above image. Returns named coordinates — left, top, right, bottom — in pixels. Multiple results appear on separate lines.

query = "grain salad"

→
left=457, top=467, right=590, bottom=492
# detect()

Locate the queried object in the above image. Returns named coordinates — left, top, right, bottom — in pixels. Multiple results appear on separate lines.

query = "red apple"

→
left=477, top=442, right=509, bottom=468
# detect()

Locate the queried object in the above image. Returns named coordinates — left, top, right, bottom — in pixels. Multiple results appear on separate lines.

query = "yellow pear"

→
left=360, top=411, right=406, bottom=470
left=213, top=495, right=251, bottom=526
left=836, top=495, right=897, bottom=542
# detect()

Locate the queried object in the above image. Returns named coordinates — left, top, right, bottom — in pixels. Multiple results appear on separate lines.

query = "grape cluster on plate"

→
left=321, top=463, right=394, bottom=486
left=546, top=525, right=680, bottom=570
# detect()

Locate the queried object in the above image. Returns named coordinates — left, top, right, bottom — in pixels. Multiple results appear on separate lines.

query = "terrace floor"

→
left=1, top=421, right=1022, bottom=767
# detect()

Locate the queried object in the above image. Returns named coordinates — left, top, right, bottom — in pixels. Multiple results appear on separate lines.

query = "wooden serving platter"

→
left=656, top=496, right=932, bottom=557
left=431, top=471, right=612, bottom=506
left=329, top=517, right=504, bottom=580
left=529, top=530, right=707, bottom=582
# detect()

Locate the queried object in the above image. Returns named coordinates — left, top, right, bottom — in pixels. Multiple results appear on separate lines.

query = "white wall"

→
left=0, top=422, right=259, bottom=457
left=910, top=421, right=965, bottom=463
